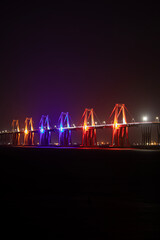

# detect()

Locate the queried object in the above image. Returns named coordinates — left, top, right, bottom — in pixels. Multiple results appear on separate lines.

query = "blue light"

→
left=40, top=128, right=45, bottom=133
left=60, top=126, right=64, bottom=132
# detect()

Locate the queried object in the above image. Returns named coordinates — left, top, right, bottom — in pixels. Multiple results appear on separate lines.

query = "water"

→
left=1, top=146, right=160, bottom=239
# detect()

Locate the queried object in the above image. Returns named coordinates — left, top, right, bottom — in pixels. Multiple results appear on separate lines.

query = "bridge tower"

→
left=58, top=112, right=71, bottom=146
left=110, top=104, right=129, bottom=147
left=39, top=115, right=51, bottom=145
left=82, top=108, right=97, bottom=146
left=11, top=120, right=20, bottom=145
left=24, top=118, right=34, bottom=145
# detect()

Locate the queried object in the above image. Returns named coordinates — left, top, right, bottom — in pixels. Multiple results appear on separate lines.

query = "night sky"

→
left=0, top=2, right=160, bottom=130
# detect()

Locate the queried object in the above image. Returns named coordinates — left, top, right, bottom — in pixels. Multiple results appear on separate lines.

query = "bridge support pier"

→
left=59, top=130, right=71, bottom=146
left=40, top=131, right=51, bottom=146
left=24, top=132, right=34, bottom=145
left=141, top=125, right=152, bottom=145
left=112, top=126, right=129, bottom=147
left=82, top=128, right=97, bottom=147
left=12, top=132, right=20, bottom=145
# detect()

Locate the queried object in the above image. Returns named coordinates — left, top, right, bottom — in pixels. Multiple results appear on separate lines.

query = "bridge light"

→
left=113, top=122, right=119, bottom=129
left=156, top=117, right=159, bottom=122
left=40, top=128, right=45, bottom=133
left=103, top=121, right=106, bottom=124
left=25, top=129, right=28, bottom=134
left=84, top=125, right=88, bottom=131
left=143, top=116, right=148, bottom=121
left=60, top=126, right=64, bottom=132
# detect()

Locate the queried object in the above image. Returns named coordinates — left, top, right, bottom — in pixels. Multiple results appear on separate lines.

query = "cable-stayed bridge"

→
left=0, top=104, right=160, bottom=147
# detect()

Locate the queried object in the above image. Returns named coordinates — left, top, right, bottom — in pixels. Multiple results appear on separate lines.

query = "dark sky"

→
left=0, top=2, right=160, bottom=129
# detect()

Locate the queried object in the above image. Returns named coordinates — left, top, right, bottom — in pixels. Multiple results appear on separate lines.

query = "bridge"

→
left=0, top=104, right=160, bottom=147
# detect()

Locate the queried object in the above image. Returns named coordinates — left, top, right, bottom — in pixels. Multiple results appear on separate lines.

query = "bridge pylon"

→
left=110, top=104, right=129, bottom=147
left=58, top=112, right=71, bottom=146
left=24, top=118, right=34, bottom=145
left=81, top=108, right=97, bottom=147
left=11, top=120, right=20, bottom=145
left=39, top=115, right=51, bottom=145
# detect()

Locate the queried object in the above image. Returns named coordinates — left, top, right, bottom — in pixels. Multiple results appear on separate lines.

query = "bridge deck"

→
left=0, top=122, right=159, bottom=135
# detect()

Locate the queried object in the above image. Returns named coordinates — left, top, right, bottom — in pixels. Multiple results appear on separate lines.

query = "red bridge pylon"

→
left=81, top=108, right=97, bottom=146
left=24, top=117, right=34, bottom=145
left=110, top=104, right=129, bottom=147
left=11, top=120, right=20, bottom=145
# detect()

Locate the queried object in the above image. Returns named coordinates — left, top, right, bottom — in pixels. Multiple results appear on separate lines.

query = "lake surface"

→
left=1, top=146, right=160, bottom=239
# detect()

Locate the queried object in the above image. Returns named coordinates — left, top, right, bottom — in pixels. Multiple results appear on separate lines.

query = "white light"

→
left=103, top=121, right=106, bottom=124
left=143, top=116, right=148, bottom=121
left=95, top=121, right=97, bottom=125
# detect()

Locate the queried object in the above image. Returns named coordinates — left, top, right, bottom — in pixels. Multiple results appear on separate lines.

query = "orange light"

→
left=25, top=129, right=28, bottom=134
left=84, top=125, right=88, bottom=131
left=114, top=122, right=119, bottom=129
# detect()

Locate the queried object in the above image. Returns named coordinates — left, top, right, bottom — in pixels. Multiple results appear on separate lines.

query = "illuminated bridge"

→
left=0, top=104, right=160, bottom=147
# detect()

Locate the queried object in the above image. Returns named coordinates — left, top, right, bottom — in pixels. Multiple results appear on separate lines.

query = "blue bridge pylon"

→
left=58, top=112, right=71, bottom=146
left=39, top=115, right=51, bottom=145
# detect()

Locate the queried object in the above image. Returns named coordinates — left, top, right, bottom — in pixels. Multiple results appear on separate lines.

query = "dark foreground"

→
left=1, top=146, right=160, bottom=239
